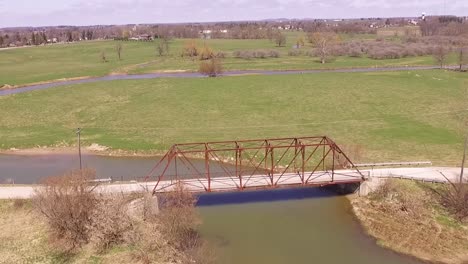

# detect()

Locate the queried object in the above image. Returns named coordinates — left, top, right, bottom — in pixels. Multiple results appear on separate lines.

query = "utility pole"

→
left=461, top=134, right=467, bottom=184
left=76, top=128, right=82, bottom=171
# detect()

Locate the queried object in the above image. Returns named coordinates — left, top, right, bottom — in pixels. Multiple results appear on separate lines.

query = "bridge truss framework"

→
left=144, top=136, right=365, bottom=194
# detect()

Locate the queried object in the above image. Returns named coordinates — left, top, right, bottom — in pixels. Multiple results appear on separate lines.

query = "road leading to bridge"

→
left=0, top=167, right=463, bottom=199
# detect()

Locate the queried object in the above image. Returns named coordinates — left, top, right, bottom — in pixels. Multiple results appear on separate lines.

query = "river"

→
left=0, top=66, right=441, bottom=97
left=0, top=153, right=424, bottom=264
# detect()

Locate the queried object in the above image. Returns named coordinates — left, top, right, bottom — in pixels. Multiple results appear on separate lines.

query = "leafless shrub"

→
left=133, top=220, right=173, bottom=264
left=372, top=179, right=396, bottom=200
left=433, top=172, right=468, bottom=222
left=199, top=45, right=215, bottom=61
left=182, top=40, right=199, bottom=58
left=331, top=45, right=348, bottom=56
left=32, top=169, right=98, bottom=251
left=368, top=47, right=403, bottom=60
left=306, top=49, right=316, bottom=57
left=255, top=50, right=267, bottom=58
left=233, top=50, right=249, bottom=59
left=233, top=49, right=281, bottom=59
left=215, top=51, right=227, bottom=58
left=348, top=47, right=363, bottom=58
left=268, top=50, right=280, bottom=58
left=13, top=199, right=27, bottom=209
left=199, top=58, right=223, bottom=77
left=439, top=184, right=468, bottom=221
left=135, top=183, right=214, bottom=264
left=158, top=183, right=201, bottom=251
left=181, top=240, right=217, bottom=264
left=372, top=179, right=426, bottom=218
left=403, top=35, right=420, bottom=43
left=288, top=49, right=303, bottom=56
left=88, top=194, right=136, bottom=252
left=331, top=40, right=438, bottom=60
left=32, top=170, right=217, bottom=262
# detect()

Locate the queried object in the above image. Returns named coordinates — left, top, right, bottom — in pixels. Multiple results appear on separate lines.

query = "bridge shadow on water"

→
left=196, top=185, right=357, bottom=207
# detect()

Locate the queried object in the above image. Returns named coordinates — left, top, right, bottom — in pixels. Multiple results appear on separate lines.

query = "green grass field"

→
left=1, top=70, right=467, bottom=164
left=0, top=35, right=450, bottom=86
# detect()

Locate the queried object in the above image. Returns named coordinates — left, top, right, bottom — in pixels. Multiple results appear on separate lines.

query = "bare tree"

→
left=295, top=35, right=305, bottom=48
left=309, top=32, right=340, bottom=64
left=100, top=50, right=107, bottom=62
left=432, top=46, right=450, bottom=69
left=274, top=32, right=287, bottom=47
left=156, top=38, right=170, bottom=56
left=458, top=47, right=467, bottom=71
left=116, top=43, right=122, bottom=60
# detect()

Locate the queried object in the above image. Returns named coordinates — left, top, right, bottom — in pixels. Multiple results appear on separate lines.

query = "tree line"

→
left=2, top=16, right=466, bottom=48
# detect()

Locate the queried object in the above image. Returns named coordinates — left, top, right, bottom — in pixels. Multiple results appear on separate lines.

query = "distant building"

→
left=200, top=29, right=213, bottom=39
left=137, top=34, right=152, bottom=41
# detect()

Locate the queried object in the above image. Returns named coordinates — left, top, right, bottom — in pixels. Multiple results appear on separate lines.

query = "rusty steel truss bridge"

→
left=144, top=136, right=365, bottom=194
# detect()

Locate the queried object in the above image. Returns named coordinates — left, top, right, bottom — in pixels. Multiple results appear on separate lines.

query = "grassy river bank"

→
left=351, top=179, right=468, bottom=264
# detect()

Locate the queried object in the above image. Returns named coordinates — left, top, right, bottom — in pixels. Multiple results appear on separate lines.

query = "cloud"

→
left=1, top=0, right=467, bottom=27
left=346, top=0, right=468, bottom=9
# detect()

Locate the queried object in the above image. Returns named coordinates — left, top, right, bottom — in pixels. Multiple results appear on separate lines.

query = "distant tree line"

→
left=1, top=16, right=467, bottom=49
left=420, top=16, right=468, bottom=36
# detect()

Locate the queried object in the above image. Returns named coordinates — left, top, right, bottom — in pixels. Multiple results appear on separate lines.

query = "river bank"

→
left=0, top=66, right=451, bottom=97
left=0, top=184, right=210, bottom=264
left=0, top=145, right=166, bottom=158
left=349, top=179, right=468, bottom=264
left=0, top=186, right=426, bottom=264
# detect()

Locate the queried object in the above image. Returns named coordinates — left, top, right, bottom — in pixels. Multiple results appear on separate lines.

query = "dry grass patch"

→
left=0, top=199, right=51, bottom=264
left=352, top=179, right=468, bottom=264
left=9, top=170, right=218, bottom=264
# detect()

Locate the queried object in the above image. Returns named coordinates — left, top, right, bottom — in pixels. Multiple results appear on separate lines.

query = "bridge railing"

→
left=354, top=161, right=432, bottom=168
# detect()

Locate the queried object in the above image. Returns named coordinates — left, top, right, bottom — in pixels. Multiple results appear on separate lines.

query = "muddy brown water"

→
left=0, top=154, right=424, bottom=264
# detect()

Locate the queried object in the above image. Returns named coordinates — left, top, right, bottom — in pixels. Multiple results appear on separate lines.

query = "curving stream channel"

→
left=0, top=66, right=440, bottom=97
left=0, top=153, right=424, bottom=264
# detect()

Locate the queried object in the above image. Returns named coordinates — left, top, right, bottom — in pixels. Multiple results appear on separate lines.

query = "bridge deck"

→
left=92, top=170, right=364, bottom=194
left=0, top=167, right=463, bottom=199
left=149, top=170, right=363, bottom=193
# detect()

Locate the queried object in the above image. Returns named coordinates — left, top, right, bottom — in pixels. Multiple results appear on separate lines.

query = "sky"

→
left=0, top=0, right=467, bottom=28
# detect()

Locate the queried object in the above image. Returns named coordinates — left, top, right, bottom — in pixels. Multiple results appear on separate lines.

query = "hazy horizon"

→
left=1, top=0, right=468, bottom=28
